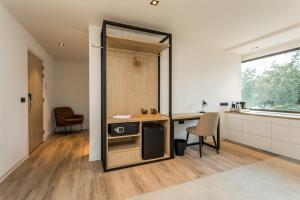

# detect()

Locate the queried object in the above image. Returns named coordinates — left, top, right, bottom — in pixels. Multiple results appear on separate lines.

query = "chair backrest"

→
left=54, top=107, right=74, bottom=123
left=195, top=112, right=219, bottom=136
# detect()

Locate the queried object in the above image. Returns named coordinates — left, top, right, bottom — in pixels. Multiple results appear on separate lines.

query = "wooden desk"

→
left=172, top=113, right=204, bottom=121
left=172, top=113, right=220, bottom=150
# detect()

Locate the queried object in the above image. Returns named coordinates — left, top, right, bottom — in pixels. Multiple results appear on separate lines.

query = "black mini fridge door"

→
left=142, top=123, right=164, bottom=160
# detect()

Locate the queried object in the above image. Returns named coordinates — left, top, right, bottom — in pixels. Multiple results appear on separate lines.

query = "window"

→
left=241, top=49, right=300, bottom=113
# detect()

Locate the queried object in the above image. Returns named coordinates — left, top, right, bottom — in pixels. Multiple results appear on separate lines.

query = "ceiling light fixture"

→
left=58, top=42, right=65, bottom=47
left=150, top=0, right=159, bottom=6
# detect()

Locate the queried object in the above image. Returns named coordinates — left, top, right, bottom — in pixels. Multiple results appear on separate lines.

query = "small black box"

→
left=108, top=122, right=139, bottom=137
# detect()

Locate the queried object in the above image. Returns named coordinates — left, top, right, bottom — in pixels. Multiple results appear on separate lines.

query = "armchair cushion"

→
left=64, top=117, right=83, bottom=124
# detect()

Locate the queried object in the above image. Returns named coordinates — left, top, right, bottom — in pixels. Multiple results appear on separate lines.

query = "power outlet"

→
left=220, top=102, right=229, bottom=106
left=20, top=97, right=26, bottom=103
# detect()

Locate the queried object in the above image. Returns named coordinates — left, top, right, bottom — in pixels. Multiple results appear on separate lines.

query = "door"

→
left=28, top=51, right=44, bottom=154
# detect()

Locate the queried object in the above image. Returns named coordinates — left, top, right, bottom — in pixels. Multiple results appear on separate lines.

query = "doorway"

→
left=28, top=51, right=44, bottom=154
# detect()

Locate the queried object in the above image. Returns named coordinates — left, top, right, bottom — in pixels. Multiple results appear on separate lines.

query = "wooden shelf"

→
left=108, top=134, right=141, bottom=140
left=108, top=142, right=140, bottom=153
left=107, top=114, right=169, bottom=124
left=107, top=35, right=170, bottom=54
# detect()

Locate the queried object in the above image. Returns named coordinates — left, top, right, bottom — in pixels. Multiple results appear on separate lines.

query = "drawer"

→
left=272, top=124, right=300, bottom=145
left=242, top=115, right=271, bottom=123
left=226, top=113, right=242, bottom=120
left=226, top=129, right=243, bottom=143
left=108, top=149, right=141, bottom=168
left=242, top=120, right=271, bottom=137
left=226, top=116, right=242, bottom=131
left=272, top=118, right=300, bottom=127
left=272, top=139, right=300, bottom=160
left=243, top=133, right=271, bottom=152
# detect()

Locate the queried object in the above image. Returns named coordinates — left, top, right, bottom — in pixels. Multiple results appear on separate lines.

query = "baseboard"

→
left=43, top=131, right=53, bottom=141
left=0, top=155, right=28, bottom=183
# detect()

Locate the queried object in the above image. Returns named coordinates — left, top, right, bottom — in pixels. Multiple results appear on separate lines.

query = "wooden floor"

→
left=0, top=131, right=275, bottom=200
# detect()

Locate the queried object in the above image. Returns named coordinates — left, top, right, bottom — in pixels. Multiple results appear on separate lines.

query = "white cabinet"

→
left=271, top=118, right=300, bottom=160
left=227, top=130, right=243, bottom=143
left=243, top=133, right=271, bottom=152
left=225, top=112, right=300, bottom=161
left=242, top=115, right=271, bottom=151
left=272, top=139, right=300, bottom=160
left=242, top=115, right=271, bottom=138
left=271, top=118, right=300, bottom=144
left=225, top=113, right=242, bottom=143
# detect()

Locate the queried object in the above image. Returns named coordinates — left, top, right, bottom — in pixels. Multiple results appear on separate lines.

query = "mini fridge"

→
left=142, top=123, right=165, bottom=160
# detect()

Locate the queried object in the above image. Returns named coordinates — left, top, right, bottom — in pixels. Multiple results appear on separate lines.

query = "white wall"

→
left=54, top=61, right=89, bottom=130
left=89, top=25, right=101, bottom=161
left=0, top=4, right=55, bottom=181
left=89, top=24, right=241, bottom=161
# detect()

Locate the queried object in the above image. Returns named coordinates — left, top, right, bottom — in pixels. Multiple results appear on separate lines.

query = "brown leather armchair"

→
left=54, top=107, right=84, bottom=134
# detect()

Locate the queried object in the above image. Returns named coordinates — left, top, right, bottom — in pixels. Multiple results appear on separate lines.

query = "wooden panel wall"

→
left=107, top=49, right=158, bottom=117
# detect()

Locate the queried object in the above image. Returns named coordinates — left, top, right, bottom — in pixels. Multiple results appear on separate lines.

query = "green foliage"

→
left=242, top=52, right=300, bottom=112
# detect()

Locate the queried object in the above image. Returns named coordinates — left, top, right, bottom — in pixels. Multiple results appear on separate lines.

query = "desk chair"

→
left=186, top=112, right=219, bottom=157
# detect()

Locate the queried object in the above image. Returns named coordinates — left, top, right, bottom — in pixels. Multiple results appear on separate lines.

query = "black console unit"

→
left=108, top=122, right=139, bottom=137
left=142, top=123, right=165, bottom=160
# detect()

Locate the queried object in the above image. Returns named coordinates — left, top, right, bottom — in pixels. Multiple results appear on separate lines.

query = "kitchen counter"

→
left=225, top=110, right=300, bottom=120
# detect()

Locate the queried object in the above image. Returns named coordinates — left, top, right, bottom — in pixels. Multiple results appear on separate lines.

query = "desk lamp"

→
left=200, top=100, right=207, bottom=113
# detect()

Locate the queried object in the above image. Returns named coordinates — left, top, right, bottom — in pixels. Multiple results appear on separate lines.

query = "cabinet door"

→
left=271, top=118, right=300, bottom=160
left=226, top=114, right=242, bottom=131
left=241, top=115, right=271, bottom=151
left=242, top=116, right=271, bottom=138
left=272, top=118, right=300, bottom=144
left=225, top=113, right=242, bottom=143
left=272, top=139, right=300, bottom=160
left=243, top=133, right=271, bottom=152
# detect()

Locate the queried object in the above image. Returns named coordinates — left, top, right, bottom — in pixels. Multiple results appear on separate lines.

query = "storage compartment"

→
left=142, top=123, right=165, bottom=160
left=108, top=149, right=141, bottom=168
left=108, top=122, right=139, bottom=137
left=108, top=136, right=140, bottom=153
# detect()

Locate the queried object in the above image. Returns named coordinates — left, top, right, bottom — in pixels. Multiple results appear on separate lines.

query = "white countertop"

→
left=226, top=110, right=300, bottom=120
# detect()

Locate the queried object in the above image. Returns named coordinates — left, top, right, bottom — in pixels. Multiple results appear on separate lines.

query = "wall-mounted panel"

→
left=107, top=49, right=158, bottom=117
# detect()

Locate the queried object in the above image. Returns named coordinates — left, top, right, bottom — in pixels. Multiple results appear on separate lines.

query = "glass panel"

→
left=241, top=50, right=300, bottom=112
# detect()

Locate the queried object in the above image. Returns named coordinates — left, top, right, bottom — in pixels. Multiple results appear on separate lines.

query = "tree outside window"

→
left=241, top=50, right=300, bottom=112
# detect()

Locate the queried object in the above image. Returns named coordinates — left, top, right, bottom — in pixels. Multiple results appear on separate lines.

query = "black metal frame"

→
left=101, top=20, right=173, bottom=172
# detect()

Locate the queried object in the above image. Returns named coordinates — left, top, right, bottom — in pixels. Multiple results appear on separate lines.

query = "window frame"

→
left=241, top=47, right=300, bottom=114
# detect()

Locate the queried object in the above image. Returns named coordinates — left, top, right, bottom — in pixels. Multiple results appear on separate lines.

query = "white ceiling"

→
left=1, top=0, right=300, bottom=62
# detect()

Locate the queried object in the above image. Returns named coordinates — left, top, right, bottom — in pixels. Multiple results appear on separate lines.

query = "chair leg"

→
left=185, top=132, right=190, bottom=150
left=212, top=136, right=219, bottom=154
left=70, top=125, right=72, bottom=133
left=64, top=126, right=67, bottom=135
left=81, top=124, right=83, bottom=132
left=199, top=136, right=202, bottom=157
left=54, top=127, right=57, bottom=134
